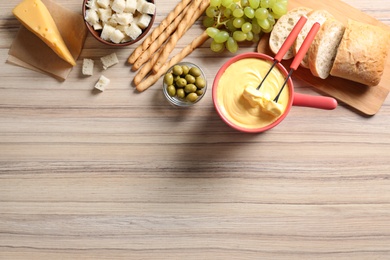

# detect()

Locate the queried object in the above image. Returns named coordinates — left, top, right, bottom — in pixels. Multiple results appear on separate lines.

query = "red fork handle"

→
left=274, top=15, right=308, bottom=62
left=290, top=22, right=320, bottom=70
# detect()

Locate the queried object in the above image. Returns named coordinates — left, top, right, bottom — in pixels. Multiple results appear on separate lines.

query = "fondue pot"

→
left=212, top=52, right=338, bottom=133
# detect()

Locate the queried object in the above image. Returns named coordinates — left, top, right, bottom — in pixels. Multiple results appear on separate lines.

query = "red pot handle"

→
left=293, top=93, right=338, bottom=110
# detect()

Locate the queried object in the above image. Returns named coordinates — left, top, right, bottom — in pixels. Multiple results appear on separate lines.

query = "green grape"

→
left=206, top=6, right=218, bottom=18
left=233, top=17, right=245, bottom=28
left=210, top=40, right=225, bottom=52
left=269, top=11, right=283, bottom=19
left=230, top=3, right=239, bottom=11
left=276, top=0, right=288, bottom=4
left=233, top=8, right=244, bottom=18
left=246, top=31, right=254, bottom=41
left=210, top=0, right=222, bottom=7
left=206, top=27, right=220, bottom=38
left=203, top=17, right=215, bottom=28
left=226, top=37, right=238, bottom=53
left=233, top=30, right=247, bottom=42
left=222, top=0, right=233, bottom=7
left=241, top=0, right=249, bottom=7
left=255, top=8, right=268, bottom=20
left=257, top=18, right=270, bottom=30
left=252, top=33, right=261, bottom=43
left=268, top=0, right=276, bottom=8
left=267, top=14, right=276, bottom=25
left=226, top=19, right=237, bottom=32
left=224, top=8, right=233, bottom=18
left=241, top=22, right=252, bottom=33
left=249, top=0, right=260, bottom=9
left=262, top=24, right=273, bottom=33
left=272, top=2, right=287, bottom=16
left=244, top=7, right=255, bottom=19
left=251, top=19, right=261, bottom=34
left=214, top=30, right=230, bottom=43
left=260, top=0, right=270, bottom=8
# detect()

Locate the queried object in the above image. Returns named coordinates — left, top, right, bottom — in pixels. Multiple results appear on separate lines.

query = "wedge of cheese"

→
left=13, top=0, right=76, bottom=66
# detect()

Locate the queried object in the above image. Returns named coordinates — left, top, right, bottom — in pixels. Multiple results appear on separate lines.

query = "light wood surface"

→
left=1, top=0, right=390, bottom=259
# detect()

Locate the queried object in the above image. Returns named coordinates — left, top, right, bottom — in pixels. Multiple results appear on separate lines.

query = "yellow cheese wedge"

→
left=13, top=0, right=76, bottom=66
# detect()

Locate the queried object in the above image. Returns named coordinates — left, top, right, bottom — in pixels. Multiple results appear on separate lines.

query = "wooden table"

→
left=1, top=0, right=390, bottom=259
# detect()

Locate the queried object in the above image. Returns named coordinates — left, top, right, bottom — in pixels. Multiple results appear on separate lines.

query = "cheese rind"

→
left=13, top=0, right=76, bottom=66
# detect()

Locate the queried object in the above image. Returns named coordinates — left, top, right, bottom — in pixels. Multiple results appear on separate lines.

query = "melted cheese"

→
left=13, top=0, right=76, bottom=66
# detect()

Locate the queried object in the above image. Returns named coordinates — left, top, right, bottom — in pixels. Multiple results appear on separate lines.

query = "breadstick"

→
left=128, top=0, right=192, bottom=64
left=133, top=48, right=163, bottom=86
left=131, top=4, right=190, bottom=71
left=152, top=0, right=209, bottom=74
left=136, top=31, right=209, bottom=92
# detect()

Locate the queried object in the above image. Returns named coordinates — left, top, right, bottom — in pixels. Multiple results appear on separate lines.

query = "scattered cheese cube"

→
left=100, top=24, right=116, bottom=40
left=125, top=23, right=142, bottom=40
left=110, top=29, right=125, bottom=43
left=142, top=2, right=155, bottom=15
left=111, top=0, right=126, bottom=14
left=101, top=53, right=119, bottom=70
left=124, top=0, right=137, bottom=13
left=97, top=0, right=110, bottom=9
left=82, top=58, right=94, bottom=76
left=136, top=13, right=151, bottom=29
left=94, top=75, right=110, bottom=91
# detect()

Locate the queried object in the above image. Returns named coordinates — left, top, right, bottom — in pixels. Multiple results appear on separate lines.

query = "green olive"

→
left=172, top=65, right=183, bottom=76
left=186, top=92, right=198, bottom=102
left=177, top=88, right=185, bottom=98
left=176, top=78, right=187, bottom=88
left=184, top=84, right=197, bottom=93
left=195, top=77, right=206, bottom=88
left=164, top=73, right=174, bottom=85
left=167, top=85, right=176, bottom=97
left=189, top=67, right=201, bottom=77
left=196, top=89, right=204, bottom=96
left=182, top=65, right=190, bottom=75
left=185, top=74, right=196, bottom=84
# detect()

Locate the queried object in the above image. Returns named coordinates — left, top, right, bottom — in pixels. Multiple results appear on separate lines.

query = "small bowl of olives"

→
left=162, top=62, right=207, bottom=107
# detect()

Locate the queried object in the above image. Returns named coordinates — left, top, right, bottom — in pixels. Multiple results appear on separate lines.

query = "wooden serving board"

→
left=257, top=0, right=390, bottom=115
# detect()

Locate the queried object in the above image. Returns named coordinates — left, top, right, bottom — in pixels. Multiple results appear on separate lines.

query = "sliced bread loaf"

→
left=293, top=9, right=334, bottom=68
left=308, top=19, right=346, bottom=79
left=269, top=7, right=312, bottom=60
left=330, top=19, right=390, bottom=86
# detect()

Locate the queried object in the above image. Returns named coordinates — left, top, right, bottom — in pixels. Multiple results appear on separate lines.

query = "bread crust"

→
left=330, top=19, right=390, bottom=86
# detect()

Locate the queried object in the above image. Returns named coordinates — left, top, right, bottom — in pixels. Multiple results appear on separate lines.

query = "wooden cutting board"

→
left=257, top=0, right=390, bottom=115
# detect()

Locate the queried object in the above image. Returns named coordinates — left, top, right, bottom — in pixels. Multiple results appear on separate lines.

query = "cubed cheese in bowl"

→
left=82, top=0, right=156, bottom=46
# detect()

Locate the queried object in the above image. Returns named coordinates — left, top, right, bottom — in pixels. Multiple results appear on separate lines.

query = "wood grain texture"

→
left=1, top=0, right=390, bottom=259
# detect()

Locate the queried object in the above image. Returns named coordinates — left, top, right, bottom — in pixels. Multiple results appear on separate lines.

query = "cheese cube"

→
left=97, top=0, right=110, bottom=9
left=136, top=0, right=147, bottom=13
left=125, top=23, right=142, bottom=40
left=85, top=9, right=99, bottom=26
left=113, top=12, right=133, bottom=25
left=136, top=13, right=151, bottom=29
left=101, top=53, right=119, bottom=70
left=110, top=29, right=125, bottom=43
left=124, top=0, right=137, bottom=13
left=94, top=75, right=110, bottom=91
left=112, top=0, right=126, bottom=14
left=92, top=22, right=103, bottom=30
left=86, top=0, right=99, bottom=10
left=100, top=24, right=116, bottom=40
left=82, top=58, right=94, bottom=76
left=98, top=8, right=112, bottom=23
left=121, top=35, right=132, bottom=43
left=142, top=2, right=155, bottom=15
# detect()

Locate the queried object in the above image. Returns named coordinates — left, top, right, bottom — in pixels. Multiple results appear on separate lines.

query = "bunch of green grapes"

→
left=203, top=0, right=288, bottom=53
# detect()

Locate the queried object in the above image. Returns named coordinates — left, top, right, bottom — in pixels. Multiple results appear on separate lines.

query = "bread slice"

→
left=330, top=19, right=390, bottom=86
left=308, top=19, right=345, bottom=79
left=269, top=7, right=312, bottom=60
left=293, top=9, right=334, bottom=68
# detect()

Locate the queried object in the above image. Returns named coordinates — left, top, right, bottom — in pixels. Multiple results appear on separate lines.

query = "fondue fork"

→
left=273, top=22, right=321, bottom=102
left=257, top=15, right=308, bottom=90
